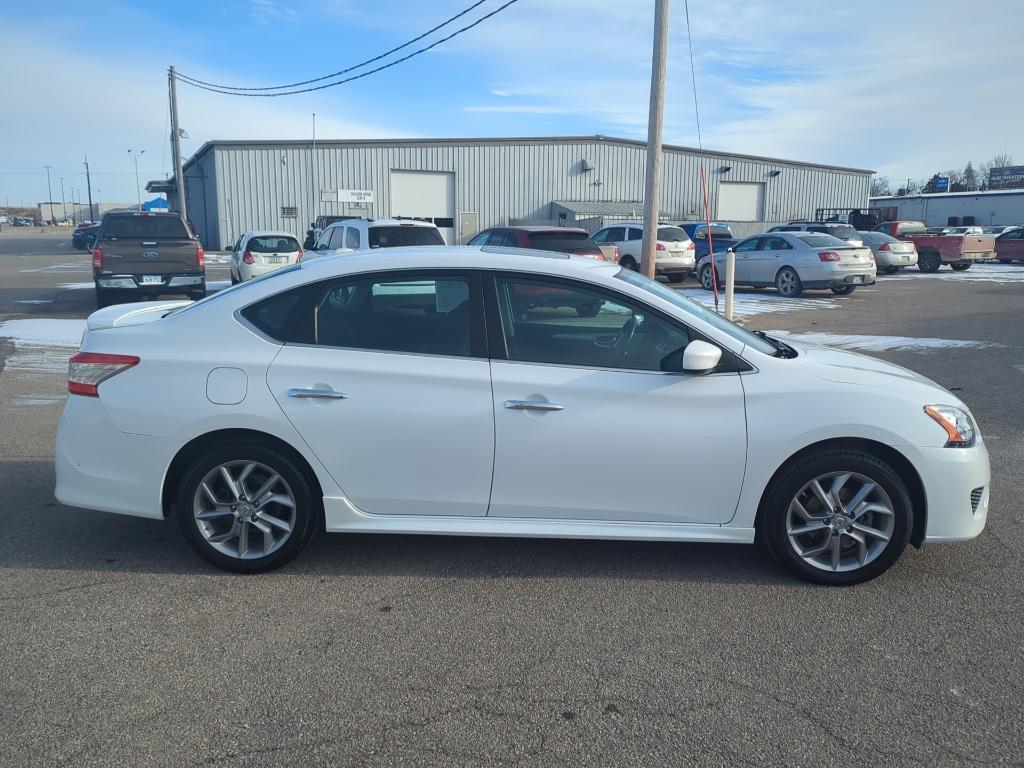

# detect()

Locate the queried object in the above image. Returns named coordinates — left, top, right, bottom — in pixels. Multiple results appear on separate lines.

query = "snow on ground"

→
left=205, top=252, right=232, bottom=264
left=0, top=318, right=87, bottom=374
left=891, top=262, right=1024, bottom=284
left=676, top=287, right=840, bottom=318
left=56, top=281, right=94, bottom=290
left=769, top=331, right=1000, bottom=353
left=19, top=261, right=91, bottom=274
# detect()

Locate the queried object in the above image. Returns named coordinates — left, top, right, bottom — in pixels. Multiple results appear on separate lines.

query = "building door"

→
left=390, top=170, right=456, bottom=245
left=717, top=182, right=765, bottom=222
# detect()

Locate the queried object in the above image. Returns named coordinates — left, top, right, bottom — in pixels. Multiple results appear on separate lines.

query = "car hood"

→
left=784, top=339, right=961, bottom=402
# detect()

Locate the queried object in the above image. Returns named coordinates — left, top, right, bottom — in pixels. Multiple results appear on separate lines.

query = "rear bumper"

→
left=55, top=395, right=175, bottom=520
left=95, top=273, right=204, bottom=292
left=875, top=253, right=918, bottom=268
left=803, top=273, right=876, bottom=288
left=655, top=260, right=695, bottom=275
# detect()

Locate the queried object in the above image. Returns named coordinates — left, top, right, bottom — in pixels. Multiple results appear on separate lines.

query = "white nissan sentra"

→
left=55, top=247, right=990, bottom=585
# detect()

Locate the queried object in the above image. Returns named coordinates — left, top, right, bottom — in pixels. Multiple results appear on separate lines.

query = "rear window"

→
left=895, top=222, right=927, bottom=235
left=102, top=215, right=190, bottom=240
left=248, top=236, right=300, bottom=253
left=798, top=234, right=849, bottom=248
left=870, top=232, right=898, bottom=243
left=808, top=224, right=858, bottom=240
left=526, top=231, right=600, bottom=254
left=699, top=224, right=734, bottom=240
left=368, top=226, right=445, bottom=248
left=657, top=226, right=690, bottom=242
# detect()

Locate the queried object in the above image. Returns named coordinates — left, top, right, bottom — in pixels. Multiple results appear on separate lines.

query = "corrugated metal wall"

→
left=198, top=139, right=870, bottom=250
left=871, top=193, right=1024, bottom=228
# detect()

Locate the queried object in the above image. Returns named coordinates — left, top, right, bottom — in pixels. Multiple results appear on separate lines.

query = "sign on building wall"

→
left=989, top=166, right=1024, bottom=190
left=320, top=189, right=374, bottom=204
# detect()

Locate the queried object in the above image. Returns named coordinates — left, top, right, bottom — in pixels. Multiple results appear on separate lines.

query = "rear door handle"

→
left=288, top=387, right=348, bottom=400
left=504, top=399, right=564, bottom=411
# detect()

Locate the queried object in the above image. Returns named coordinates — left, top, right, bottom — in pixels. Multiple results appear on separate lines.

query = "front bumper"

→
left=904, top=442, right=991, bottom=542
left=95, top=273, right=204, bottom=291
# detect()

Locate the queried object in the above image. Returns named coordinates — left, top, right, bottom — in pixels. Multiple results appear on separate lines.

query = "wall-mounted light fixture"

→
left=719, top=165, right=732, bottom=174
left=767, top=169, right=781, bottom=177
left=581, top=159, right=594, bottom=173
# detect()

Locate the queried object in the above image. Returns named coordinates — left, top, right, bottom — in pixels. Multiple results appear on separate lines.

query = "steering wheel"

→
left=610, top=316, right=638, bottom=363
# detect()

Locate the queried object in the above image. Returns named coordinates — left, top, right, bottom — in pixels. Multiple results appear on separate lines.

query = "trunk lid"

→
left=86, top=300, right=191, bottom=331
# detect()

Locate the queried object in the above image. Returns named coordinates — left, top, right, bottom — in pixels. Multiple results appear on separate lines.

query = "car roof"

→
left=326, top=218, right=439, bottom=229
left=244, top=230, right=299, bottom=239
left=488, top=226, right=589, bottom=234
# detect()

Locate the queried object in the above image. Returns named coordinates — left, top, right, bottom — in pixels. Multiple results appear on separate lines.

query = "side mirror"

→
left=682, top=340, right=722, bottom=373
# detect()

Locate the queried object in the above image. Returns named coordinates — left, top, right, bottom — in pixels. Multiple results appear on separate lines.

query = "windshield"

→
left=167, top=264, right=302, bottom=317
left=615, top=269, right=777, bottom=355
left=368, top=226, right=445, bottom=247
left=656, top=226, right=690, bottom=243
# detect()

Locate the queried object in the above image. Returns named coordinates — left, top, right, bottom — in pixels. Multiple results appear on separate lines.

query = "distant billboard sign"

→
left=989, top=166, right=1024, bottom=190
left=934, top=175, right=949, bottom=192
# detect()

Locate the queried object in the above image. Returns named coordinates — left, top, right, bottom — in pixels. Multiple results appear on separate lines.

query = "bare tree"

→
left=870, top=175, right=891, bottom=197
left=980, top=153, right=1014, bottom=188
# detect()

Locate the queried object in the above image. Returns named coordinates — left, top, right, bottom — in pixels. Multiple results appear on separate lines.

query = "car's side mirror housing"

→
left=681, top=340, right=722, bottom=373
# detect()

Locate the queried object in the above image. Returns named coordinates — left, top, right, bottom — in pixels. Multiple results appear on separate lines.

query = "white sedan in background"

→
left=697, top=231, right=876, bottom=297
left=228, top=230, right=303, bottom=283
left=55, top=247, right=988, bottom=585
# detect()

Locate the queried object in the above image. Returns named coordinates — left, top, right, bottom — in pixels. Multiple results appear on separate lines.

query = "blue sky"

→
left=0, top=0, right=1019, bottom=206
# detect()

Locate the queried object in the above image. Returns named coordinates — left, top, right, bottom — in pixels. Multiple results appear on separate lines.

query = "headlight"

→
left=924, top=405, right=976, bottom=447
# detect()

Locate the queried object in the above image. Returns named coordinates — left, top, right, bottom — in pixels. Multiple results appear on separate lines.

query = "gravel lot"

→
left=2, top=229, right=1022, bottom=767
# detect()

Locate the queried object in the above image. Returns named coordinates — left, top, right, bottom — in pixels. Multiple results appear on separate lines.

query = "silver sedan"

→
left=859, top=231, right=918, bottom=274
left=697, top=231, right=876, bottom=297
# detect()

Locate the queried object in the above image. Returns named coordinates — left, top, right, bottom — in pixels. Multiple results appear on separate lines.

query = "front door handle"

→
left=288, top=387, right=348, bottom=400
left=504, top=399, right=564, bottom=411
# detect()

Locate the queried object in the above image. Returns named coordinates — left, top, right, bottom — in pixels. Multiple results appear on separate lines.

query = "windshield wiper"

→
left=754, top=330, right=797, bottom=358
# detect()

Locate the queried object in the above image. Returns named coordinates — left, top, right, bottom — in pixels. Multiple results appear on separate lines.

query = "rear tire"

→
left=830, top=284, right=856, bottom=295
left=759, top=448, right=912, bottom=585
left=699, top=264, right=718, bottom=291
left=176, top=440, right=320, bottom=574
left=94, top=285, right=115, bottom=308
left=951, top=263, right=972, bottom=271
left=620, top=257, right=638, bottom=272
left=882, top=266, right=899, bottom=275
left=918, top=251, right=941, bottom=272
left=775, top=267, right=803, bottom=297
left=667, top=273, right=686, bottom=283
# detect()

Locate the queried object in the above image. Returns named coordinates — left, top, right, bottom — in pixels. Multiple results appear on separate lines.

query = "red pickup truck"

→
left=873, top=221, right=996, bottom=272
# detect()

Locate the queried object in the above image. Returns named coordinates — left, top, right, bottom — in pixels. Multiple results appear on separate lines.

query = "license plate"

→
left=139, top=275, right=162, bottom=286
left=268, top=256, right=285, bottom=264
left=850, top=275, right=865, bottom=284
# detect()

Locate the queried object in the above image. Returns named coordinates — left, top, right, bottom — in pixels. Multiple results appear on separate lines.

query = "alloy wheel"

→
left=785, top=471, right=896, bottom=573
left=776, top=268, right=800, bottom=296
left=192, top=460, right=297, bottom=559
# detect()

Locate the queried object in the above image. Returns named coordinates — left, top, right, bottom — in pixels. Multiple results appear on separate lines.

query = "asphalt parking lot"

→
left=2, top=229, right=1022, bottom=767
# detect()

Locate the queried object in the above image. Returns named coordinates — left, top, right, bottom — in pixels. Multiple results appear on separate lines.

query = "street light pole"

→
left=84, top=156, right=95, bottom=222
left=640, top=0, right=670, bottom=278
left=59, top=177, right=67, bottom=222
left=129, top=149, right=145, bottom=209
left=45, top=165, right=54, bottom=225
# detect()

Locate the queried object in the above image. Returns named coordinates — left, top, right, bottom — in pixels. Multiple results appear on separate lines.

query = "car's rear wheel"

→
left=951, top=262, right=972, bottom=271
left=759, top=448, right=912, bottom=585
left=882, top=266, right=899, bottom=275
left=918, top=251, right=941, bottom=272
left=830, top=284, right=856, bottom=295
left=667, top=273, right=686, bottom=283
left=775, top=267, right=803, bottom=297
left=619, top=256, right=638, bottom=272
left=176, top=441, right=319, bottom=573
left=699, top=264, right=718, bottom=291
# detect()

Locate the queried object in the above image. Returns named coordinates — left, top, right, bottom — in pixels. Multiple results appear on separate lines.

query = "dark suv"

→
left=91, top=212, right=206, bottom=308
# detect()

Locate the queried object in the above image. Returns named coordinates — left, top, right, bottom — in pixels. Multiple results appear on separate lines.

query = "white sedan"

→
left=55, top=247, right=989, bottom=585
left=228, top=230, right=303, bottom=283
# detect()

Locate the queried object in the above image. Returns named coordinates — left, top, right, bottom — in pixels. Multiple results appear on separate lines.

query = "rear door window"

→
left=345, top=227, right=360, bottom=249
left=627, top=228, right=643, bottom=241
left=605, top=227, right=626, bottom=242
left=103, top=216, right=190, bottom=239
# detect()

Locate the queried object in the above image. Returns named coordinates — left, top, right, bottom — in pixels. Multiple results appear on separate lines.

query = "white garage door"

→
left=389, top=171, right=456, bottom=245
left=717, top=182, right=765, bottom=222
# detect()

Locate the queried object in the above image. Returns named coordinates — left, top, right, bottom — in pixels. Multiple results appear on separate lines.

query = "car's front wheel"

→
left=918, top=251, right=941, bottom=272
left=951, top=262, right=972, bottom=271
left=759, top=448, right=912, bottom=585
left=176, top=441, right=320, bottom=573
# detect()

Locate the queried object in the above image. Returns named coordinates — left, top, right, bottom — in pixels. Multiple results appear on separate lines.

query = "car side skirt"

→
left=323, top=498, right=755, bottom=543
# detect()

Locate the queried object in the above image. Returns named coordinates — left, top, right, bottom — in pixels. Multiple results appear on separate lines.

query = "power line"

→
left=176, top=0, right=519, bottom=97
left=176, top=0, right=491, bottom=92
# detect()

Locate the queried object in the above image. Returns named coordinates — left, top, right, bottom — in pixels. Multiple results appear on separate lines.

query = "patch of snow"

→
left=677, top=288, right=840, bottom=318
left=14, top=299, right=54, bottom=305
left=11, top=394, right=67, bottom=407
left=57, top=281, right=95, bottom=290
left=0, top=318, right=86, bottom=374
left=770, top=331, right=1000, bottom=352
left=207, top=280, right=231, bottom=293
left=893, top=263, right=1024, bottom=284
left=20, top=261, right=91, bottom=274
left=204, top=253, right=233, bottom=264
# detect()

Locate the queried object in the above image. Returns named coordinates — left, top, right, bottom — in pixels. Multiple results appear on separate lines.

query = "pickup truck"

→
left=873, top=220, right=996, bottom=272
left=675, top=222, right=738, bottom=261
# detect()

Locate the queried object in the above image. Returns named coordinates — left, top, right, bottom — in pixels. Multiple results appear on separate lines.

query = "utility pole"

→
left=45, top=165, right=54, bottom=225
left=129, top=149, right=145, bottom=209
left=84, top=156, right=95, bottom=222
left=640, top=0, right=669, bottom=278
left=311, top=112, right=318, bottom=227
left=169, top=66, right=188, bottom=222
left=59, top=177, right=67, bottom=222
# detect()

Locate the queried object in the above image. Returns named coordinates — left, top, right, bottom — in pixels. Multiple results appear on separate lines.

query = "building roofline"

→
left=182, top=134, right=874, bottom=175
left=871, top=189, right=1024, bottom=201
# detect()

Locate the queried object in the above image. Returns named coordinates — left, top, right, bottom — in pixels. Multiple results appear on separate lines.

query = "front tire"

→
left=176, top=441, right=320, bottom=573
left=667, top=273, right=686, bottom=284
left=830, top=284, right=856, bottom=295
left=619, top=256, right=638, bottom=272
left=775, top=267, right=803, bottom=297
left=759, top=448, right=912, bottom=585
left=951, top=262, right=972, bottom=271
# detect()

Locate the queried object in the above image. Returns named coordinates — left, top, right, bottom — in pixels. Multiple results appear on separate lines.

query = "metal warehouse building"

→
left=870, top=189, right=1024, bottom=229
left=155, top=135, right=872, bottom=250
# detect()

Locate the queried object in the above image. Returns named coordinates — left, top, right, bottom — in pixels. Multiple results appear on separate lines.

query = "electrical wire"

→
left=175, top=0, right=516, bottom=97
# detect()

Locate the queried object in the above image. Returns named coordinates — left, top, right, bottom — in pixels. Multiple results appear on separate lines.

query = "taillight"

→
left=195, top=244, right=205, bottom=268
left=818, top=251, right=841, bottom=262
left=92, top=246, right=103, bottom=269
left=243, top=251, right=255, bottom=265
left=68, top=352, right=140, bottom=397
left=685, top=240, right=696, bottom=250
left=656, top=242, right=666, bottom=251
left=296, top=248, right=303, bottom=263
left=879, top=243, right=891, bottom=252
left=613, top=246, right=621, bottom=262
